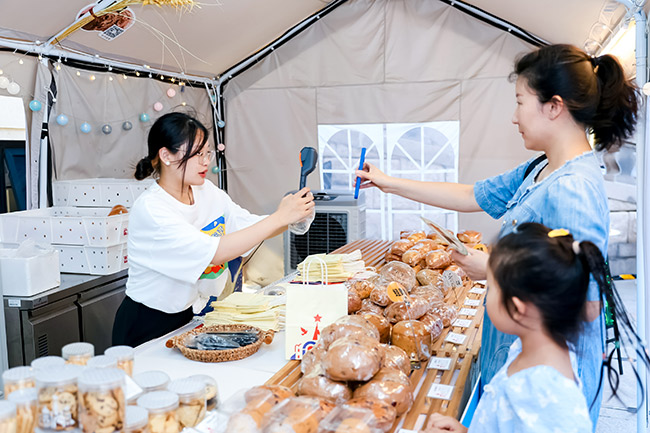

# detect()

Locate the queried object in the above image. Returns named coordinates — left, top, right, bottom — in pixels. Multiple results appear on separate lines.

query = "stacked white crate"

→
left=0, top=179, right=153, bottom=275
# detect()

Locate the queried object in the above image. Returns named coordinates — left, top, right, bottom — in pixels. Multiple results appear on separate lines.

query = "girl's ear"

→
left=546, top=95, right=564, bottom=120
left=510, top=296, right=527, bottom=320
left=159, top=148, right=171, bottom=165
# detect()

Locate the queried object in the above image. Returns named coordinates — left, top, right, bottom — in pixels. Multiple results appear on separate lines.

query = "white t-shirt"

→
left=126, top=180, right=265, bottom=313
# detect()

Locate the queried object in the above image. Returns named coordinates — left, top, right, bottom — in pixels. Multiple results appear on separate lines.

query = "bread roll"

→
left=390, top=320, right=431, bottom=361
left=261, top=396, right=333, bottom=433
left=297, top=365, right=352, bottom=405
left=413, top=239, right=438, bottom=250
left=406, top=232, right=426, bottom=243
left=430, top=303, right=459, bottom=328
left=457, top=230, right=482, bottom=245
left=228, top=385, right=295, bottom=431
left=416, top=269, right=442, bottom=286
left=322, top=336, right=381, bottom=382
left=425, top=250, right=452, bottom=270
left=377, top=344, right=410, bottom=375
left=384, top=252, right=402, bottom=263
left=348, top=279, right=374, bottom=300
left=378, top=262, right=416, bottom=291
left=108, top=204, right=128, bottom=216
left=320, top=316, right=380, bottom=349
left=401, top=249, right=423, bottom=267
left=419, top=312, right=444, bottom=341
left=410, top=285, right=444, bottom=306
left=382, top=296, right=429, bottom=324
left=352, top=370, right=413, bottom=416
left=369, top=281, right=394, bottom=307
left=357, top=299, right=384, bottom=316
left=355, top=311, right=391, bottom=344
left=389, top=240, right=413, bottom=256
left=348, top=290, right=362, bottom=314
left=444, top=264, right=467, bottom=280
left=301, top=345, right=327, bottom=375
left=344, top=398, right=397, bottom=433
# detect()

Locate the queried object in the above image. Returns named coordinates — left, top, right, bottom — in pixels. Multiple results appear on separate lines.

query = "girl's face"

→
left=512, top=77, right=550, bottom=151
left=485, top=268, right=518, bottom=335
left=164, top=135, right=214, bottom=187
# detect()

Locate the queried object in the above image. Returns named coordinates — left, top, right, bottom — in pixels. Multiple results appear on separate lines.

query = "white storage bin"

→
left=0, top=207, right=128, bottom=246
left=57, top=243, right=128, bottom=275
left=53, top=178, right=154, bottom=208
left=0, top=247, right=60, bottom=296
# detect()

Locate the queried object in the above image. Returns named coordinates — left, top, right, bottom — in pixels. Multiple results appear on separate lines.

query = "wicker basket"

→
left=165, top=324, right=275, bottom=363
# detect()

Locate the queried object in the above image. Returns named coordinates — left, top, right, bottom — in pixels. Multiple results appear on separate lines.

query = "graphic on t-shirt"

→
left=200, top=216, right=226, bottom=280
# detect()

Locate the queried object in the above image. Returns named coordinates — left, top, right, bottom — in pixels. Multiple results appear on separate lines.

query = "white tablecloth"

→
left=133, top=323, right=289, bottom=403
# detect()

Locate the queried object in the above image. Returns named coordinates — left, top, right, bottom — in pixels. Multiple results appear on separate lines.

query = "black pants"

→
left=112, top=296, right=193, bottom=347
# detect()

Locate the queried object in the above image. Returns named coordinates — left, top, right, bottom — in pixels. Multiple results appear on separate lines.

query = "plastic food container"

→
left=104, top=346, right=135, bottom=376
left=0, top=400, right=17, bottom=433
left=167, top=379, right=206, bottom=428
left=319, top=405, right=383, bottom=433
left=34, top=367, right=79, bottom=431
left=187, top=375, right=219, bottom=411
left=7, top=388, right=37, bottom=433
left=124, top=406, right=149, bottom=433
left=2, top=367, right=35, bottom=397
left=30, top=356, right=65, bottom=371
left=61, top=342, right=94, bottom=366
left=86, top=355, right=118, bottom=369
left=78, top=368, right=126, bottom=433
left=133, top=372, right=170, bottom=393
left=136, top=391, right=180, bottom=433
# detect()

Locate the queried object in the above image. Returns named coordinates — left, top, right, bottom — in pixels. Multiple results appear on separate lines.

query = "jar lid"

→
left=86, top=355, right=118, bottom=369
left=187, top=374, right=216, bottom=386
left=78, top=368, right=125, bottom=391
left=61, top=363, right=87, bottom=379
left=62, top=342, right=94, bottom=359
left=0, top=401, right=16, bottom=419
left=137, top=391, right=179, bottom=412
left=34, top=366, right=79, bottom=387
left=7, top=388, right=38, bottom=405
left=167, top=378, right=204, bottom=399
left=2, top=366, right=34, bottom=383
left=125, top=406, right=148, bottom=430
left=31, top=356, right=66, bottom=370
left=105, top=346, right=134, bottom=361
left=133, top=371, right=170, bottom=391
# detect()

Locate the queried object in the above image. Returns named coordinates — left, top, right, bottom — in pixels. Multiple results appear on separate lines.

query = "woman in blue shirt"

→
left=356, top=44, right=639, bottom=426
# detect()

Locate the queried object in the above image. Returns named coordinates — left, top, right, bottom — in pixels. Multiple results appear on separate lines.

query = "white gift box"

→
left=0, top=247, right=60, bottom=296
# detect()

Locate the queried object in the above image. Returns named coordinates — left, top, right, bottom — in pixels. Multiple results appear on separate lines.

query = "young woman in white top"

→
left=112, top=112, right=314, bottom=346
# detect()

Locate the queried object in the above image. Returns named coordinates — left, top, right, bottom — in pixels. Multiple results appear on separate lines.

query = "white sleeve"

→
left=128, top=201, right=220, bottom=284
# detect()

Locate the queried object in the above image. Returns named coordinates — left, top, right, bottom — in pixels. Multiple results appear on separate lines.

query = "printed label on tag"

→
left=464, top=299, right=481, bottom=307
left=452, top=319, right=473, bottom=328
left=387, top=282, right=410, bottom=303
left=469, top=287, right=487, bottom=295
left=445, top=332, right=467, bottom=345
left=7, top=299, right=20, bottom=307
left=428, top=357, right=453, bottom=370
left=427, top=383, right=455, bottom=400
left=442, top=270, right=463, bottom=290
left=459, top=308, right=478, bottom=316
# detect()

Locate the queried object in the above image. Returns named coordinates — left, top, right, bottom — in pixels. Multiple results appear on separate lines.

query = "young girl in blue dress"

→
left=424, top=222, right=649, bottom=433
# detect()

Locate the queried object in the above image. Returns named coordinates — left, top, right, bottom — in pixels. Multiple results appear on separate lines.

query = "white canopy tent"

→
left=0, top=0, right=648, bottom=429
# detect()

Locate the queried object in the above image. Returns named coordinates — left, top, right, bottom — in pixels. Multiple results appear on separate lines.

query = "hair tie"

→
left=572, top=240, right=581, bottom=255
left=548, top=228, right=570, bottom=238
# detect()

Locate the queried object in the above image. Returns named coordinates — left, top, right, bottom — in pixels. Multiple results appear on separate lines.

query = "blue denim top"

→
left=473, top=151, right=608, bottom=428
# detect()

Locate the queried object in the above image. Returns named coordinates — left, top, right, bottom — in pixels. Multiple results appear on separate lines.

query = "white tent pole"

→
left=39, top=57, right=49, bottom=209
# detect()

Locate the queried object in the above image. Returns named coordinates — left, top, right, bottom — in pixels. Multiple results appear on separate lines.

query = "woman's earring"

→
left=164, top=160, right=170, bottom=166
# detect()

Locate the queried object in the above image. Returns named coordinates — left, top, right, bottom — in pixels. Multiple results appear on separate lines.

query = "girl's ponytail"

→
left=135, top=156, right=154, bottom=180
left=591, top=54, right=639, bottom=151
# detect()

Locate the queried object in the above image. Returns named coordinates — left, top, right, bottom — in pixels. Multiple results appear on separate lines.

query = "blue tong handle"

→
left=354, top=147, right=367, bottom=199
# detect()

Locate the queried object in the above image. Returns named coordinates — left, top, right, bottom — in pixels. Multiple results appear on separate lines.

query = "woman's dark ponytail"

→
left=591, top=54, right=639, bottom=151
left=135, top=156, right=154, bottom=180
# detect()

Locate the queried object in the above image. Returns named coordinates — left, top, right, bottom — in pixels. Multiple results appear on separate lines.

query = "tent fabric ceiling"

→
left=0, top=0, right=638, bottom=79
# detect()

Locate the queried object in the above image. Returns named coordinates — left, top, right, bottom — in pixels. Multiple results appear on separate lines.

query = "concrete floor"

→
left=596, top=279, right=639, bottom=433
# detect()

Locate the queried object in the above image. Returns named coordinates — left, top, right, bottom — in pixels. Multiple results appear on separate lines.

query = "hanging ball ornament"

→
left=211, top=166, right=220, bottom=174
left=217, top=143, right=225, bottom=152
left=102, top=124, right=112, bottom=135
left=166, top=88, right=176, bottom=98
left=139, top=113, right=150, bottom=122
left=153, top=102, right=163, bottom=112
left=7, top=82, right=20, bottom=95
left=29, top=100, right=42, bottom=111
left=0, top=76, right=9, bottom=89
left=122, top=121, right=133, bottom=131
left=217, top=120, right=225, bottom=128
left=56, top=114, right=69, bottom=126
left=80, top=122, right=92, bottom=133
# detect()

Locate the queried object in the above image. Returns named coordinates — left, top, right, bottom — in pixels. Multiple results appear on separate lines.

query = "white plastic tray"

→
left=0, top=207, right=128, bottom=246
left=53, top=178, right=154, bottom=208
left=56, top=243, right=128, bottom=275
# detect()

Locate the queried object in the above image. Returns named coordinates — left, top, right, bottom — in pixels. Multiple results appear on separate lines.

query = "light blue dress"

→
left=474, top=151, right=608, bottom=427
left=469, top=339, right=592, bottom=433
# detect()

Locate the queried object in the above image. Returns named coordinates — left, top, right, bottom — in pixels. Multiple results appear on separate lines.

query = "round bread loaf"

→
left=419, top=311, right=444, bottom=341
left=410, top=285, right=444, bottom=306
left=382, top=296, right=429, bottom=324
left=369, top=281, right=394, bottom=307
left=261, top=396, right=331, bottom=433
left=378, top=262, right=416, bottom=291
left=297, top=365, right=352, bottom=405
left=356, top=298, right=384, bottom=316
left=320, top=316, right=380, bottom=349
left=352, top=370, right=413, bottom=415
left=377, top=344, right=410, bottom=375
left=430, top=303, right=459, bottom=328
left=391, top=320, right=431, bottom=361
left=301, top=345, right=327, bottom=375
left=357, top=311, right=391, bottom=344
left=322, top=336, right=381, bottom=382
left=415, top=269, right=442, bottom=287
left=344, top=398, right=397, bottom=432
left=348, top=290, right=362, bottom=314
left=348, top=279, right=374, bottom=299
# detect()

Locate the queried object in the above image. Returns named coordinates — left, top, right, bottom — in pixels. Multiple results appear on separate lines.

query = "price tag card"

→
left=427, top=383, right=455, bottom=400
left=387, top=282, right=410, bottom=303
left=464, top=299, right=481, bottom=307
left=452, top=319, right=473, bottom=328
left=428, top=356, right=453, bottom=370
left=445, top=332, right=467, bottom=345
left=469, top=287, right=487, bottom=295
left=442, top=270, right=463, bottom=290
left=459, top=308, right=478, bottom=316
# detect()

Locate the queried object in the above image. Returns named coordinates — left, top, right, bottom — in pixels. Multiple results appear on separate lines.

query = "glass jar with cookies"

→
left=0, top=401, right=17, bottom=433
left=136, top=391, right=179, bottom=433
left=7, top=388, right=37, bottom=433
left=35, top=367, right=79, bottom=431
left=2, top=367, right=35, bottom=397
left=166, top=379, right=206, bottom=428
left=77, top=368, right=126, bottom=433
left=132, top=372, right=169, bottom=394
left=31, top=357, right=65, bottom=372
left=61, top=343, right=94, bottom=366
left=104, top=346, right=134, bottom=377
left=187, top=375, right=218, bottom=411
left=124, top=406, right=148, bottom=433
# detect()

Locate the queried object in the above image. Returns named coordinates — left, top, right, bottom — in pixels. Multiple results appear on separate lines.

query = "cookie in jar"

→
left=0, top=401, right=17, bottom=433
left=61, top=343, right=94, bottom=366
left=104, top=346, right=134, bottom=377
left=166, top=379, right=206, bottom=428
left=35, top=367, right=79, bottom=431
left=136, top=391, right=179, bottom=433
left=78, top=368, right=126, bottom=433
left=187, top=375, right=219, bottom=411
left=7, top=388, right=37, bottom=433
left=124, top=406, right=148, bottom=433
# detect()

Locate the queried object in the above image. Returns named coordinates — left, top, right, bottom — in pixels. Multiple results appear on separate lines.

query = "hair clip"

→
left=548, top=228, right=570, bottom=238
